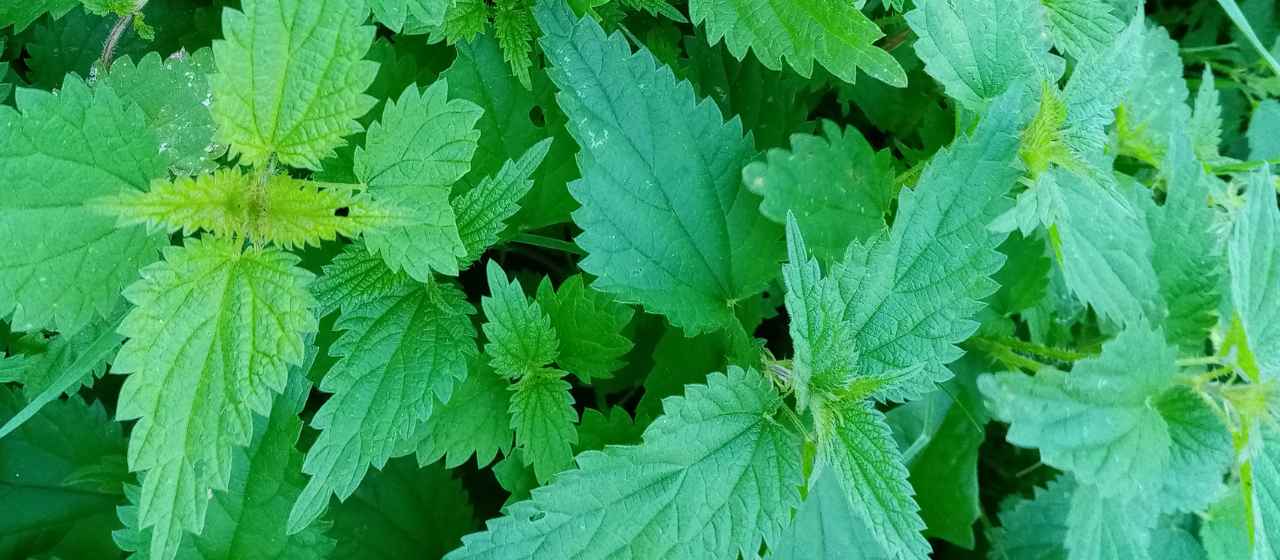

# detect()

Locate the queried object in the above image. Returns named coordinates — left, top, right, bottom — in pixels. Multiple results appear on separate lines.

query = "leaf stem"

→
left=511, top=233, right=585, bottom=256
left=99, top=0, right=150, bottom=71
left=1176, top=356, right=1224, bottom=367
left=1210, top=157, right=1280, bottom=174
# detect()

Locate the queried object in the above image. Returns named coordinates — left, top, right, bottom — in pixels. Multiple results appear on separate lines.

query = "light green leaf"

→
left=906, top=0, right=1061, bottom=111
left=0, top=77, right=166, bottom=333
left=832, top=87, right=1032, bottom=402
left=980, top=322, right=1178, bottom=494
left=115, top=375, right=337, bottom=560
left=988, top=478, right=1072, bottom=560
left=536, top=2, right=783, bottom=334
left=1042, top=0, right=1126, bottom=59
left=454, top=139, right=554, bottom=264
left=446, top=368, right=803, bottom=559
left=767, top=469, right=890, bottom=560
left=509, top=372, right=578, bottom=482
left=210, top=0, right=378, bottom=169
left=311, top=243, right=411, bottom=318
left=369, top=0, right=448, bottom=32
left=744, top=121, right=893, bottom=263
left=782, top=217, right=860, bottom=410
left=1201, top=489, right=1250, bottom=560
left=1060, top=18, right=1141, bottom=163
left=482, top=261, right=559, bottom=379
left=534, top=275, right=635, bottom=382
left=1191, top=66, right=1224, bottom=162
left=1052, top=170, right=1162, bottom=325
left=290, top=281, right=476, bottom=534
left=113, top=239, right=315, bottom=560
left=1116, top=23, right=1191, bottom=165
left=1228, top=169, right=1280, bottom=375
left=356, top=82, right=483, bottom=280
left=688, top=0, right=906, bottom=87
left=1253, top=424, right=1280, bottom=559
left=815, top=398, right=930, bottom=559
left=1064, top=483, right=1156, bottom=560
left=328, top=458, right=476, bottom=560
left=1247, top=100, right=1280, bottom=161
left=1155, top=386, right=1232, bottom=514
left=102, top=50, right=224, bottom=175
left=0, top=0, right=77, bottom=31
left=405, top=356, right=514, bottom=469
left=0, top=387, right=127, bottom=560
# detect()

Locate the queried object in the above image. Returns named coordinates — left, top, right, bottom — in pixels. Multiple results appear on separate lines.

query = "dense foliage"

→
left=1, top=0, right=1279, bottom=558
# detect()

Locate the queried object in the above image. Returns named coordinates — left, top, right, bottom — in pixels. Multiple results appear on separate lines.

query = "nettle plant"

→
left=2, top=0, right=1280, bottom=559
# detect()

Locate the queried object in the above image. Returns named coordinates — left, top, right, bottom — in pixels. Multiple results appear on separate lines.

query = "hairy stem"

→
left=99, top=0, right=151, bottom=71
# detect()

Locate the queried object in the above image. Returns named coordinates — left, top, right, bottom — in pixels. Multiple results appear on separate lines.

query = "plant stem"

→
left=1176, top=356, right=1224, bottom=367
left=1210, top=157, right=1280, bottom=174
left=99, top=0, right=150, bottom=71
left=511, top=233, right=585, bottom=256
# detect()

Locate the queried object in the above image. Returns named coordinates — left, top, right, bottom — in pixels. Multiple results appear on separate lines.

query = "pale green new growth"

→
left=454, top=139, right=553, bottom=263
left=290, top=281, right=476, bottom=534
left=688, top=0, right=906, bottom=87
left=831, top=87, right=1030, bottom=402
left=0, top=77, right=166, bottom=334
left=356, top=82, right=483, bottom=280
left=447, top=368, right=803, bottom=559
left=906, top=0, right=1061, bottom=112
left=537, top=2, right=783, bottom=335
left=113, top=239, right=315, bottom=560
left=815, top=399, right=930, bottom=559
left=482, top=261, right=559, bottom=379
left=745, top=122, right=893, bottom=264
left=782, top=217, right=860, bottom=410
left=211, top=0, right=378, bottom=169
left=509, top=373, right=578, bottom=482
left=534, top=275, right=635, bottom=383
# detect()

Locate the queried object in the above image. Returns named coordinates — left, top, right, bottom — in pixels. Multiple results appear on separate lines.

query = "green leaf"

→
left=831, top=86, right=1032, bottom=402
left=482, top=261, right=559, bottom=379
left=101, top=50, right=224, bottom=175
left=356, top=82, right=484, bottom=280
left=446, top=368, right=803, bottom=559
left=1144, top=134, right=1223, bottom=352
left=405, top=356, right=514, bottom=469
left=1247, top=100, right=1280, bottom=161
left=1064, top=483, right=1156, bottom=560
left=990, top=232, right=1052, bottom=316
left=1215, top=0, right=1280, bottom=77
left=0, top=387, right=128, bottom=560
left=0, top=77, right=166, bottom=333
left=536, top=2, right=783, bottom=335
left=1041, top=0, right=1126, bottom=59
left=369, top=0, right=448, bottom=32
left=454, top=139, right=554, bottom=264
left=988, top=478, right=1072, bottom=560
left=814, top=398, right=930, bottom=559
left=1228, top=169, right=1280, bottom=375
left=115, top=374, right=337, bottom=560
left=0, top=0, right=77, bottom=31
left=0, top=312, right=123, bottom=440
left=688, top=0, right=906, bottom=87
left=311, top=243, right=411, bottom=318
left=1191, top=66, right=1225, bottom=162
left=1253, top=424, right=1280, bottom=558
left=493, top=1, right=537, bottom=89
left=1051, top=170, right=1162, bottom=326
left=1201, top=490, right=1250, bottom=560
left=1155, top=386, right=1232, bottom=514
left=211, top=0, right=378, bottom=169
left=1116, top=23, right=1191, bottom=165
left=509, top=372, right=579, bottom=482
left=744, top=121, right=894, bottom=263
left=112, top=239, right=316, bottom=560
left=782, top=217, right=860, bottom=410
left=767, top=469, right=891, bottom=560
left=1060, top=18, right=1142, bottom=164
left=979, top=322, right=1178, bottom=494
left=290, top=281, right=476, bottom=534
left=328, top=458, right=476, bottom=560
left=534, top=275, right=635, bottom=382
left=906, top=0, right=1061, bottom=111
left=574, top=407, right=644, bottom=452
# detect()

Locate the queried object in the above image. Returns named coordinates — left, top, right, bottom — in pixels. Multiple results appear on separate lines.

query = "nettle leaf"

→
left=688, top=0, right=906, bottom=87
left=1063, top=483, right=1157, bottom=560
left=534, top=275, right=635, bottom=383
left=0, top=77, right=167, bottom=333
left=814, top=398, right=930, bottom=559
left=906, top=0, right=1062, bottom=112
left=1228, top=170, right=1280, bottom=375
left=0, top=387, right=128, bottom=560
left=94, top=169, right=410, bottom=250
left=211, top=0, right=378, bottom=169
left=537, top=2, right=783, bottom=335
left=1116, top=23, right=1191, bottom=165
left=115, top=375, right=337, bottom=560
left=1253, top=424, right=1280, bottom=559
left=744, top=121, right=894, bottom=264
left=1248, top=100, right=1280, bottom=161
left=454, top=139, right=554, bottom=264
left=0, top=0, right=77, bottom=31
left=768, top=469, right=890, bottom=560
left=290, top=281, right=476, bottom=534
left=102, top=50, right=224, bottom=175
left=405, top=356, right=514, bottom=469
left=509, top=372, right=579, bottom=482
left=782, top=218, right=860, bottom=410
left=980, top=323, right=1188, bottom=494
left=369, top=0, right=448, bottom=33
left=1190, top=66, right=1225, bottom=162
left=356, top=82, right=484, bottom=280
left=113, top=239, right=316, bottom=560
left=1059, top=17, right=1141, bottom=164
left=988, top=478, right=1072, bottom=560
left=832, top=87, right=1032, bottom=402
left=447, top=368, right=803, bottom=559
left=1041, top=0, right=1126, bottom=59
left=482, top=261, right=559, bottom=379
